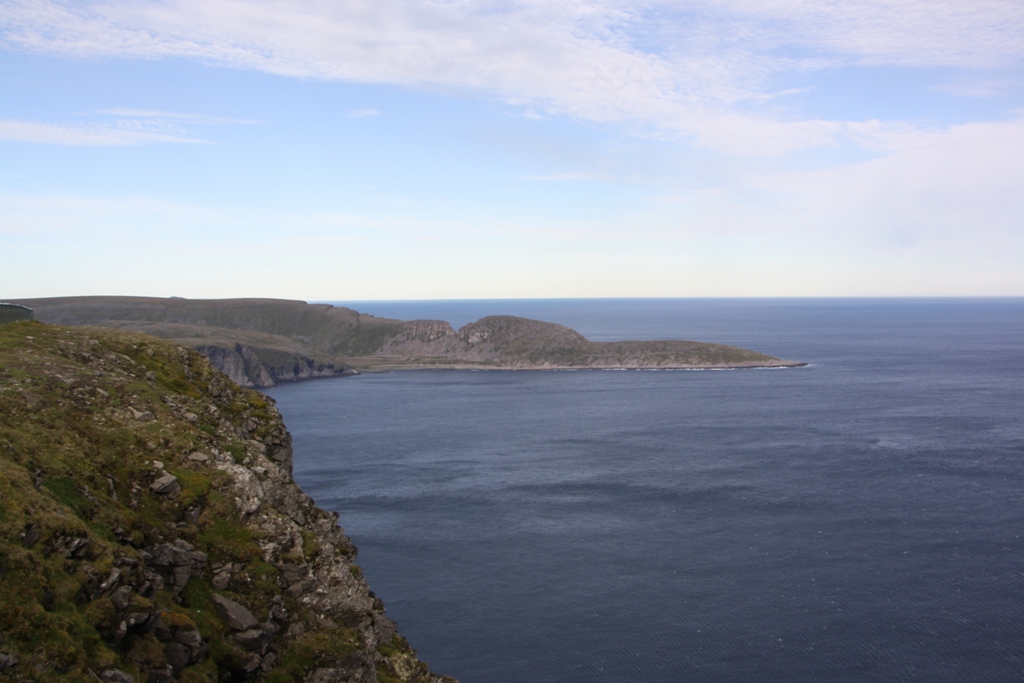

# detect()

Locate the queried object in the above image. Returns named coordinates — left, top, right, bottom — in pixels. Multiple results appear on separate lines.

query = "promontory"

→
left=10, top=297, right=805, bottom=388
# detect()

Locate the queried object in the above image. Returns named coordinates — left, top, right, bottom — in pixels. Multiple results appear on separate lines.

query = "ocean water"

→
left=266, top=299, right=1024, bottom=682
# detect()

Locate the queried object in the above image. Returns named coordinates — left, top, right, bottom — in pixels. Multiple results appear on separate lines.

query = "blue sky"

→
left=2, top=0, right=1023, bottom=299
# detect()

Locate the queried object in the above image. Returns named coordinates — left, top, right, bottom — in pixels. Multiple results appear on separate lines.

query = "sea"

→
left=264, top=298, right=1024, bottom=683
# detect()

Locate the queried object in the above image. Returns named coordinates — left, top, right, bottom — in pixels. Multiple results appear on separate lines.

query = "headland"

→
left=10, top=297, right=806, bottom=388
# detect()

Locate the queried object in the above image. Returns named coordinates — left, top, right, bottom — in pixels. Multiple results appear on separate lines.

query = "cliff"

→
left=0, top=321, right=456, bottom=683
left=10, top=297, right=805, bottom=387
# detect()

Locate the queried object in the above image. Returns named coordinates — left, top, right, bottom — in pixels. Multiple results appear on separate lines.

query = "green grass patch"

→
left=270, top=629, right=360, bottom=681
left=197, top=500, right=260, bottom=562
left=42, top=477, right=95, bottom=518
left=175, top=469, right=213, bottom=506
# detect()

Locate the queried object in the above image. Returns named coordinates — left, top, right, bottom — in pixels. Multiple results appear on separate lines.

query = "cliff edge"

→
left=0, top=321, right=456, bottom=683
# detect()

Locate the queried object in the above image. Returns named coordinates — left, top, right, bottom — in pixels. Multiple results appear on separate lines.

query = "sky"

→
left=2, top=0, right=1023, bottom=300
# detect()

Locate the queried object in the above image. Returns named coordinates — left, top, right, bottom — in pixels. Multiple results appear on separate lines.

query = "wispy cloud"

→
left=96, top=108, right=263, bottom=125
left=0, top=119, right=211, bottom=145
left=0, top=107, right=260, bottom=146
left=524, top=172, right=609, bottom=181
left=3, top=0, right=1021, bottom=154
left=347, top=108, right=382, bottom=119
left=929, top=78, right=1019, bottom=99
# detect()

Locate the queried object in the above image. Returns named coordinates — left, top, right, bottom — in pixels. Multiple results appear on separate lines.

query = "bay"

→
left=267, top=298, right=1024, bottom=682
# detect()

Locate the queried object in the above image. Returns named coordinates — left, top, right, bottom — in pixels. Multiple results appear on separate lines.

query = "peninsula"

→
left=11, top=297, right=806, bottom=388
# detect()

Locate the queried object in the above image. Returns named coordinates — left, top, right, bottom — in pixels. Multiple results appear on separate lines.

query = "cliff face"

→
left=0, top=321, right=455, bottom=683
left=194, top=344, right=357, bottom=389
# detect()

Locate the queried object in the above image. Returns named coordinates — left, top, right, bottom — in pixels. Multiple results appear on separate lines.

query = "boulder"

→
left=234, top=628, right=269, bottom=652
left=210, top=594, right=259, bottom=631
left=100, top=669, right=134, bottom=683
left=149, top=474, right=180, bottom=498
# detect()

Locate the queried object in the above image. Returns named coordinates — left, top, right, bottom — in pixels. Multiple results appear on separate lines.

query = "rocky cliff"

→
left=0, top=321, right=455, bottom=683
left=192, top=344, right=357, bottom=389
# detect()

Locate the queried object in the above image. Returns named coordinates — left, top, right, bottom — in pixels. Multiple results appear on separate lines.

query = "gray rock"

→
left=275, top=562, right=308, bottom=587
left=110, top=585, right=132, bottom=611
left=210, top=593, right=260, bottom=631
left=242, top=653, right=263, bottom=676
left=149, top=474, right=180, bottom=498
left=233, top=628, right=268, bottom=652
left=147, top=666, right=173, bottom=683
left=163, top=643, right=191, bottom=671
left=187, top=452, right=210, bottom=463
left=141, top=543, right=206, bottom=595
left=0, top=652, right=17, bottom=670
left=49, top=536, right=90, bottom=559
left=285, top=577, right=314, bottom=598
left=171, top=629, right=202, bottom=649
left=150, top=617, right=172, bottom=642
left=124, top=612, right=150, bottom=630
left=130, top=408, right=155, bottom=422
left=212, top=571, right=232, bottom=590
left=183, top=503, right=203, bottom=524
left=97, top=568, right=121, bottom=594
left=143, top=543, right=188, bottom=567
left=110, top=620, right=128, bottom=645
left=22, top=522, right=39, bottom=548
left=100, top=668, right=134, bottom=683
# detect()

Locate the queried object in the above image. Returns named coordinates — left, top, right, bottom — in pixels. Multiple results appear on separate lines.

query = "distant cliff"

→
left=11, top=297, right=805, bottom=386
left=0, top=321, right=455, bottom=683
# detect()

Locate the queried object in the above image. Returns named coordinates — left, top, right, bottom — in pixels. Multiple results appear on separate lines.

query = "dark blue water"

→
left=268, top=299, right=1024, bottom=682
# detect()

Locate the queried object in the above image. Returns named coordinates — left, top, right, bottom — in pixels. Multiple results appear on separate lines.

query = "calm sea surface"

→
left=266, top=299, right=1024, bottom=682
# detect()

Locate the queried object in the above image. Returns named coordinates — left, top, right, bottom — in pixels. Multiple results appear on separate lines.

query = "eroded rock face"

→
left=196, top=344, right=277, bottom=388
left=196, top=343, right=358, bottom=388
left=0, top=323, right=455, bottom=683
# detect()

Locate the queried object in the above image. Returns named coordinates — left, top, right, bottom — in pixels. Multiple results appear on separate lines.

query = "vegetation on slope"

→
left=0, top=321, right=454, bottom=683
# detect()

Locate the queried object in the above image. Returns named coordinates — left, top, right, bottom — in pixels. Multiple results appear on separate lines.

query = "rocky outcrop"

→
left=0, top=321, right=454, bottom=683
left=195, top=343, right=356, bottom=388
left=196, top=344, right=277, bottom=388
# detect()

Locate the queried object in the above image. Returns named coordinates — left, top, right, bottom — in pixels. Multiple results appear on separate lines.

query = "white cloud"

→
left=678, top=0, right=1024, bottom=69
left=0, top=107, right=260, bottom=146
left=0, top=119, right=211, bottom=145
left=644, top=117, right=1024, bottom=250
left=524, top=172, right=609, bottom=181
left=928, top=78, right=1019, bottom=99
left=96, top=108, right=262, bottom=124
left=3, top=0, right=1022, bottom=154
